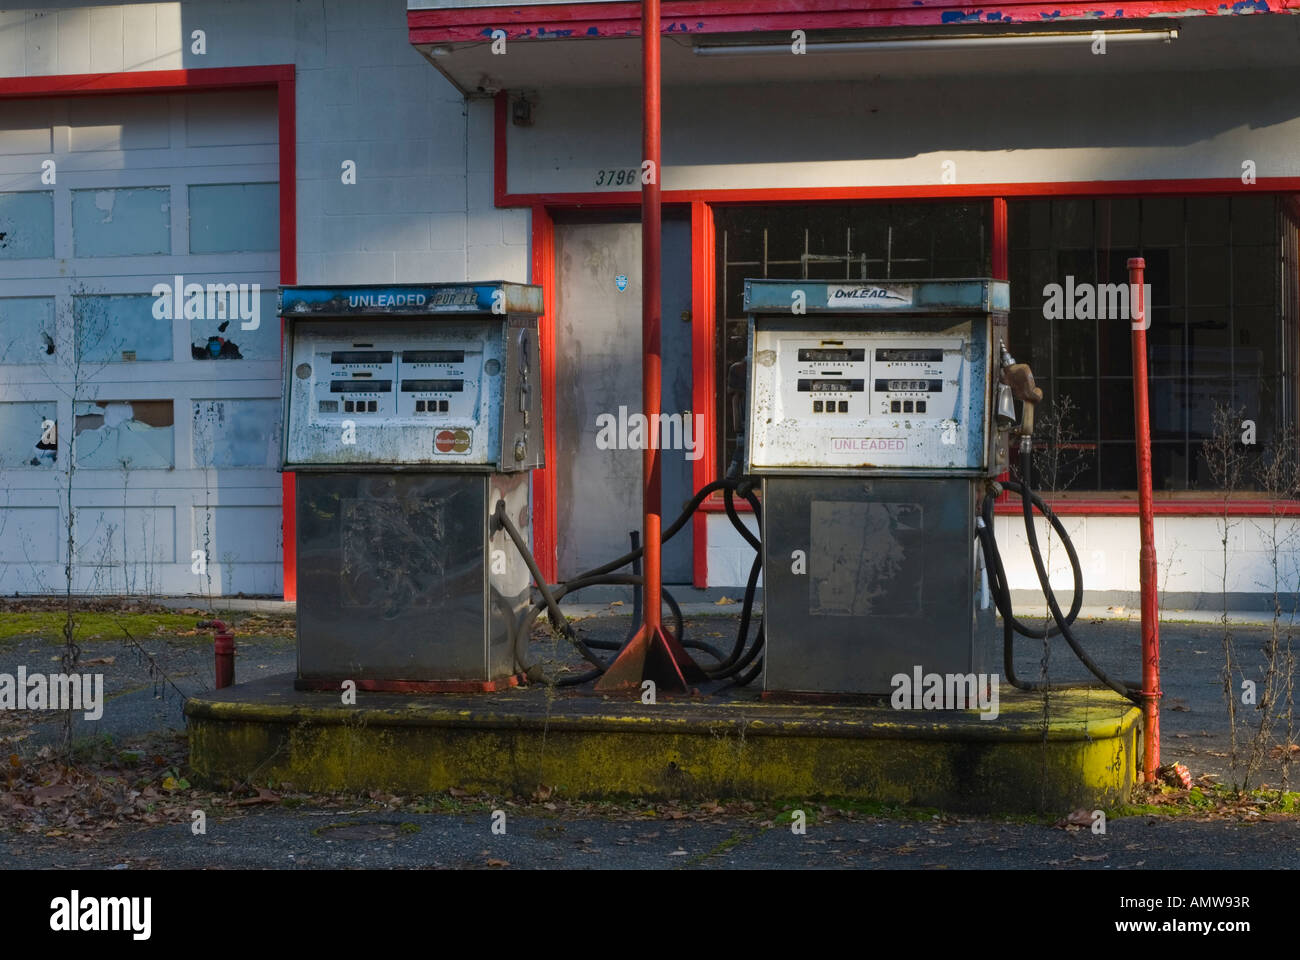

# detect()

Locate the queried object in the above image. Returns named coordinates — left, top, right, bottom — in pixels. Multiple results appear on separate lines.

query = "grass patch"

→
left=0, top=611, right=295, bottom=645
left=1110, top=782, right=1300, bottom=819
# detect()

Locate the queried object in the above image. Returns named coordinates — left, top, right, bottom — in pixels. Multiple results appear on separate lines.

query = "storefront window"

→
left=1009, top=195, right=1289, bottom=492
left=714, top=202, right=990, bottom=471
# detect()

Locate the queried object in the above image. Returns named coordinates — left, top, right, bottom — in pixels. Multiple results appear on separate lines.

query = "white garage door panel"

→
left=0, top=507, right=61, bottom=564
left=0, top=100, right=52, bottom=155
left=186, top=91, right=278, bottom=147
left=68, top=95, right=172, bottom=152
left=0, top=90, right=282, bottom=596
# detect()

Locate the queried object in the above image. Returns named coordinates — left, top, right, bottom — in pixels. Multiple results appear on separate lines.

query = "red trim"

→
left=409, top=0, right=1278, bottom=44
left=277, top=72, right=299, bottom=603
left=994, top=499, right=1300, bottom=517
left=531, top=204, right=559, bottom=582
left=990, top=197, right=1012, bottom=505
left=690, top=200, right=716, bottom=587
left=497, top=176, right=1300, bottom=210
left=991, top=197, right=1008, bottom=282
left=0, top=66, right=300, bottom=601
left=0, top=65, right=294, bottom=99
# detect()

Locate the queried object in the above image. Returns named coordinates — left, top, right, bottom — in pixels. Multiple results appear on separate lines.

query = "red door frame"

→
left=500, top=93, right=1300, bottom=586
left=0, top=66, right=299, bottom=599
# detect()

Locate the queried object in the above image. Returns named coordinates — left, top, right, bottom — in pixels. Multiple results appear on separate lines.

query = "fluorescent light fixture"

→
left=693, top=28, right=1178, bottom=57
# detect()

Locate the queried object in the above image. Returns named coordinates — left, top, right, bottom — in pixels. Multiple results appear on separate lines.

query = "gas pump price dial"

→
left=748, top=326, right=977, bottom=473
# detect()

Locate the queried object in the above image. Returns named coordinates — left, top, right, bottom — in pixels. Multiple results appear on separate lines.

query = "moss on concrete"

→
left=187, top=677, right=1139, bottom=814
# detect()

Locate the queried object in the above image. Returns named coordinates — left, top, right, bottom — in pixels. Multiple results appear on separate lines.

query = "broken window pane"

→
left=0, top=401, right=57, bottom=468
left=73, top=400, right=174, bottom=469
left=0, top=191, right=55, bottom=259
left=0, top=297, right=56, bottom=363
left=187, top=288, right=277, bottom=360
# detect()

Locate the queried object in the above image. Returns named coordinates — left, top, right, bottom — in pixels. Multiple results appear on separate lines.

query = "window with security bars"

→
left=714, top=202, right=990, bottom=471
left=1008, top=195, right=1291, bottom=492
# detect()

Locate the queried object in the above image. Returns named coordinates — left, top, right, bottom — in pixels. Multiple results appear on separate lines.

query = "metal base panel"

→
left=761, top=476, right=997, bottom=696
left=295, top=471, right=530, bottom=685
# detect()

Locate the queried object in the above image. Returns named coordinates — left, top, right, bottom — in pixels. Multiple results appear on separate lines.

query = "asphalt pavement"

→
left=1, top=610, right=1296, bottom=869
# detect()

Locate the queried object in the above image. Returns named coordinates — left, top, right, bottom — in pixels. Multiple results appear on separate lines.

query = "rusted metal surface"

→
left=596, top=0, right=704, bottom=693
left=198, top=620, right=235, bottom=690
left=1128, top=257, right=1162, bottom=782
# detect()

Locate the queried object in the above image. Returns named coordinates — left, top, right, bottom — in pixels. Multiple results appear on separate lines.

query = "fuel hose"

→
left=494, top=474, right=764, bottom=688
left=977, top=443, right=1142, bottom=704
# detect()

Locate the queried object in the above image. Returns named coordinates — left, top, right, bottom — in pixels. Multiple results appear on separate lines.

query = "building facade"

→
left=1, top=1, right=1298, bottom=608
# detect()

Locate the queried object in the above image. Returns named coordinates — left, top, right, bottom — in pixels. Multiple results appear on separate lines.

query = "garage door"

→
left=0, top=89, right=283, bottom=596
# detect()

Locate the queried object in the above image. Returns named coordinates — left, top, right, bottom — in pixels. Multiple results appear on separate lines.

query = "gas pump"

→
left=742, top=279, right=1012, bottom=695
left=273, top=280, right=1139, bottom=704
left=280, top=282, right=544, bottom=692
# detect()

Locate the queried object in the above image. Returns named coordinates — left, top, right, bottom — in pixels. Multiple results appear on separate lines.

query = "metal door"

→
left=553, top=217, right=694, bottom=582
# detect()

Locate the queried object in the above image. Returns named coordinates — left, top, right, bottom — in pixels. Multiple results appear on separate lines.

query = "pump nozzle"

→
left=999, top=345, right=1042, bottom=441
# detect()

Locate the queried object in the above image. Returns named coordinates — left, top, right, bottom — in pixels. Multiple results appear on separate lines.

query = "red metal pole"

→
left=642, top=0, right=663, bottom=636
left=594, top=0, right=703, bottom=692
left=1128, top=257, right=1161, bottom=781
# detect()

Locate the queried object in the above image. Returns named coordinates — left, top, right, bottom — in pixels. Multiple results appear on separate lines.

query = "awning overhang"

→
left=407, top=1, right=1296, bottom=94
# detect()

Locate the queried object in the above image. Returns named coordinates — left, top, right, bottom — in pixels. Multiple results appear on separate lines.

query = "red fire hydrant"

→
left=198, top=620, right=235, bottom=689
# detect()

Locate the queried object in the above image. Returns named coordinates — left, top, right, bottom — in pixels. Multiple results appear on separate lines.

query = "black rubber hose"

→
left=510, top=571, right=688, bottom=681
left=981, top=480, right=1081, bottom=640
left=1016, top=448, right=1142, bottom=702
left=978, top=451, right=1142, bottom=703
left=495, top=501, right=607, bottom=672
left=570, top=478, right=736, bottom=583
left=627, top=530, right=643, bottom=642
left=707, top=482, right=765, bottom=682
left=496, top=468, right=766, bottom=686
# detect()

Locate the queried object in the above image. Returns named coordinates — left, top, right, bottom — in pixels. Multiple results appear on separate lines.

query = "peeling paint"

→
left=192, top=399, right=279, bottom=468
left=92, top=189, right=116, bottom=221
left=191, top=320, right=243, bottom=359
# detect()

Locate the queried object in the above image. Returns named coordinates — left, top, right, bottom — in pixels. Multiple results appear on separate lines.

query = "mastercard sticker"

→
left=435, top=428, right=472, bottom=454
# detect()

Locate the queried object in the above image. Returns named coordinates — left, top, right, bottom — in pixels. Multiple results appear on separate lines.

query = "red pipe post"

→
left=1128, top=257, right=1161, bottom=781
left=594, top=0, right=703, bottom=692
left=641, top=0, right=663, bottom=638
left=200, top=620, right=235, bottom=690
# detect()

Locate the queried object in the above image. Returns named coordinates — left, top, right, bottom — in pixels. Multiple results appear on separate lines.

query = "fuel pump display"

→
left=280, top=283, right=544, bottom=692
left=744, top=279, right=1010, bottom=696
